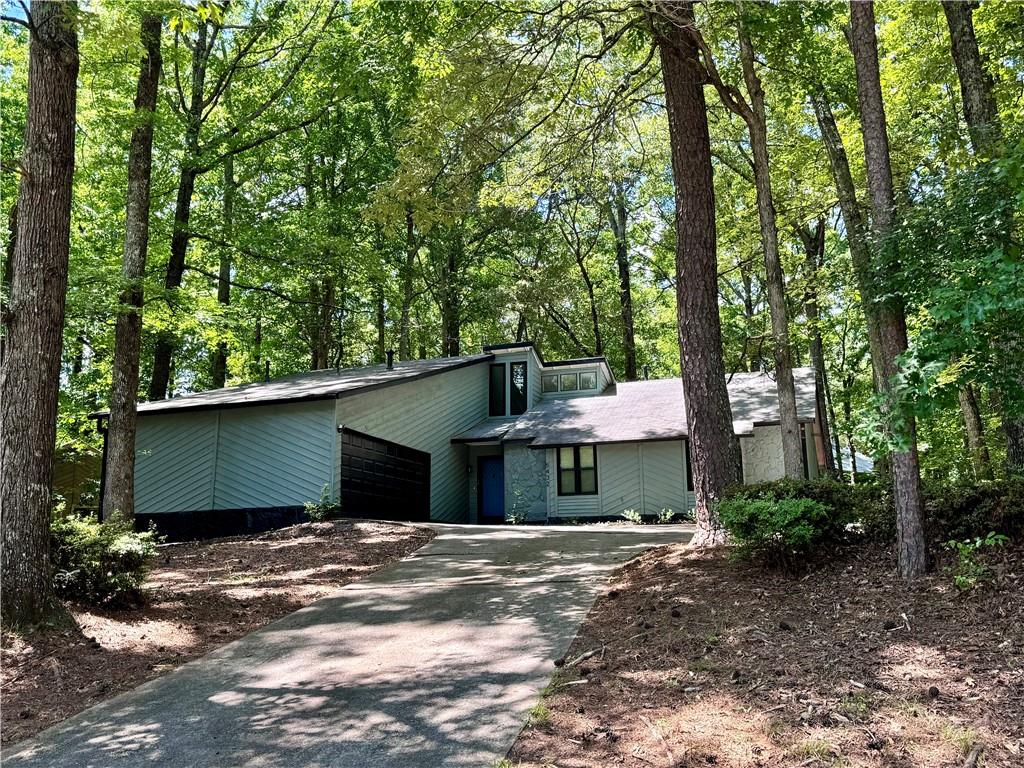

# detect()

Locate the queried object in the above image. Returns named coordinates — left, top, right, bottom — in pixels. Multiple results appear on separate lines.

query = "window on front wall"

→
left=542, top=373, right=559, bottom=393
left=489, top=364, right=506, bottom=416
left=559, top=373, right=578, bottom=392
left=579, top=371, right=597, bottom=390
left=511, top=362, right=528, bottom=415
left=558, top=445, right=597, bottom=495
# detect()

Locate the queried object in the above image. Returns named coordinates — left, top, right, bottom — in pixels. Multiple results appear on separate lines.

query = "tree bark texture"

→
left=606, top=186, right=637, bottom=380
left=148, top=21, right=208, bottom=401
left=399, top=208, right=415, bottom=361
left=958, top=383, right=993, bottom=480
left=810, top=91, right=885, bottom=382
left=1, top=0, right=79, bottom=625
left=211, top=153, right=234, bottom=388
left=798, top=219, right=837, bottom=475
left=942, top=0, right=1002, bottom=157
left=103, top=14, right=162, bottom=523
left=941, top=0, right=1022, bottom=475
left=736, top=22, right=803, bottom=478
left=655, top=0, right=741, bottom=546
left=850, top=0, right=927, bottom=580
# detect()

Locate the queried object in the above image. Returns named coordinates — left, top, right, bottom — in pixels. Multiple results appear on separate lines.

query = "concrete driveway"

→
left=5, top=522, right=691, bottom=767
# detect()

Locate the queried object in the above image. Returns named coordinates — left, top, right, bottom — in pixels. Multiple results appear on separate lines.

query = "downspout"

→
left=95, top=416, right=109, bottom=521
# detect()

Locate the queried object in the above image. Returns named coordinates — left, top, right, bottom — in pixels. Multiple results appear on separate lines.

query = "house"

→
left=93, top=342, right=824, bottom=539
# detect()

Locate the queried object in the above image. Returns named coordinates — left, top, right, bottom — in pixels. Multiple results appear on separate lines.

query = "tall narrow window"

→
left=510, top=362, right=528, bottom=415
left=489, top=364, right=506, bottom=417
left=684, top=440, right=694, bottom=492
left=558, top=445, right=598, bottom=495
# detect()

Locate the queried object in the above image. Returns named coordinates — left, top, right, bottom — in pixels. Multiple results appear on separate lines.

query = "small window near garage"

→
left=489, top=364, right=506, bottom=417
left=684, top=440, right=694, bottom=492
left=510, top=362, right=528, bottom=415
left=559, top=373, right=578, bottom=392
left=542, top=373, right=559, bottom=393
left=558, top=445, right=597, bottom=495
left=579, top=371, right=597, bottom=390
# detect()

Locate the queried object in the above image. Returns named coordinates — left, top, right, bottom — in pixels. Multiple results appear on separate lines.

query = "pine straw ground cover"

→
left=1, top=519, right=433, bottom=746
left=508, top=541, right=1023, bottom=768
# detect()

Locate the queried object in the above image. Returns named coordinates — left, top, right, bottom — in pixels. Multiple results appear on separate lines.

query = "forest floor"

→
left=508, top=540, right=1024, bottom=768
left=0, top=519, right=434, bottom=746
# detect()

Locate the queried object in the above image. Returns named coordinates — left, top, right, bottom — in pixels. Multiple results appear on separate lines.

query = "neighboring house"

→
left=92, top=342, right=824, bottom=538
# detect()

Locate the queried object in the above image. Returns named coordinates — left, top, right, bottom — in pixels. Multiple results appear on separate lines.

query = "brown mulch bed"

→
left=0, top=519, right=434, bottom=746
left=509, top=541, right=1024, bottom=768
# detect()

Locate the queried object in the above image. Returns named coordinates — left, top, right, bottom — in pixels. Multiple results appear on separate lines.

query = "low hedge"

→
left=51, top=514, right=159, bottom=606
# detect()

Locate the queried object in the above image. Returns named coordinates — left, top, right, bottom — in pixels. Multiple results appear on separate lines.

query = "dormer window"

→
left=489, top=364, right=505, bottom=416
left=489, top=361, right=528, bottom=417
left=542, top=368, right=598, bottom=394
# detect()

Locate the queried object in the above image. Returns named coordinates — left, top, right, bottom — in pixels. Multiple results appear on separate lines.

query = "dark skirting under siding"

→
left=135, top=506, right=308, bottom=542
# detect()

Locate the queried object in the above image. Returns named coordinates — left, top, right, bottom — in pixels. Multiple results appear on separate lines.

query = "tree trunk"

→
left=399, top=207, right=416, bottom=361
left=824, top=364, right=844, bottom=477
left=843, top=373, right=859, bottom=484
left=737, top=22, right=803, bottom=478
left=655, top=0, right=741, bottom=546
left=1, top=202, right=16, bottom=364
left=942, top=1, right=1002, bottom=157
left=574, top=243, right=603, bottom=356
left=740, top=263, right=761, bottom=372
left=810, top=92, right=886, bottom=383
left=606, top=185, right=637, bottom=379
left=941, top=0, right=1022, bottom=475
left=797, top=219, right=837, bottom=475
left=211, top=154, right=234, bottom=388
left=850, top=0, right=927, bottom=580
left=375, top=286, right=386, bottom=363
left=959, top=383, right=993, bottom=480
left=439, top=230, right=461, bottom=357
left=1, top=0, right=79, bottom=626
left=148, top=21, right=208, bottom=401
left=103, top=14, right=162, bottom=523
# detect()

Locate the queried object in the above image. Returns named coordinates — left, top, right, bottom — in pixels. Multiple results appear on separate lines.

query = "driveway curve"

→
left=5, top=522, right=691, bottom=768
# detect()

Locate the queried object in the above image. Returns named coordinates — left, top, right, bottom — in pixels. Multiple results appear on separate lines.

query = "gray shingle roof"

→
left=95, top=354, right=493, bottom=417
left=502, top=368, right=817, bottom=447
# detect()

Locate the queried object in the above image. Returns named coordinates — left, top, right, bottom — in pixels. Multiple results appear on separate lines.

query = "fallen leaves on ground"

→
left=0, top=519, right=433, bottom=746
left=510, top=542, right=1023, bottom=768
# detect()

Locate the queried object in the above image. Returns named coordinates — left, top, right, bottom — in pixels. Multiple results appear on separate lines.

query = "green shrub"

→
left=51, top=514, right=159, bottom=605
left=717, top=495, right=837, bottom=572
left=924, top=478, right=1024, bottom=543
left=620, top=508, right=643, bottom=524
left=944, top=532, right=1010, bottom=591
left=304, top=484, right=340, bottom=522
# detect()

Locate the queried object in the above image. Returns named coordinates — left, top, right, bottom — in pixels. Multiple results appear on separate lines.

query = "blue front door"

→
left=478, top=456, right=505, bottom=523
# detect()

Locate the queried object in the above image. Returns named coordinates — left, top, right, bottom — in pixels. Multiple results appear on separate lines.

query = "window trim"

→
left=489, top=363, right=506, bottom=417
left=557, top=445, right=598, bottom=496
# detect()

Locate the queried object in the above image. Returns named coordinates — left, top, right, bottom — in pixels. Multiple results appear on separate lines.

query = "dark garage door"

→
left=339, top=427, right=431, bottom=522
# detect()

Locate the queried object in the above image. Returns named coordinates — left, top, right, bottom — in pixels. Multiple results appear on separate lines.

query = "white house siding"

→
left=641, top=441, right=689, bottom=516
left=135, top=401, right=335, bottom=515
left=212, top=402, right=334, bottom=509
left=136, top=412, right=219, bottom=514
left=544, top=440, right=693, bottom=519
left=334, top=361, right=490, bottom=522
left=599, top=444, right=643, bottom=516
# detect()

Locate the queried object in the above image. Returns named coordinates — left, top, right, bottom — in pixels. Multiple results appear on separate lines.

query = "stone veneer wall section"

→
left=504, top=444, right=548, bottom=521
